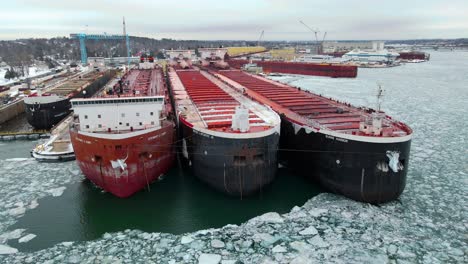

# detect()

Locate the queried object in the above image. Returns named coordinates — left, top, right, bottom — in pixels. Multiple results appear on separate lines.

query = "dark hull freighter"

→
left=217, top=70, right=412, bottom=204
left=24, top=71, right=113, bottom=129
left=168, top=64, right=281, bottom=197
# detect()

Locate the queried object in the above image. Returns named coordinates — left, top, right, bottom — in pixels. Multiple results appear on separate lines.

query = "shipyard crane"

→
left=257, top=30, right=265, bottom=47
left=299, top=20, right=319, bottom=42
left=70, top=18, right=130, bottom=65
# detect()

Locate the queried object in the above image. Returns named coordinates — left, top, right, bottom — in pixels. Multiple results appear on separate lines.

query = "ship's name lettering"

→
left=76, top=137, right=92, bottom=144
left=193, top=130, right=210, bottom=138
left=148, top=132, right=167, bottom=141
left=325, top=135, right=348, bottom=143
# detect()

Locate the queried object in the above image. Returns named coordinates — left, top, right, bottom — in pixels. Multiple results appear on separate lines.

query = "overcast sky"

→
left=0, top=0, right=467, bottom=40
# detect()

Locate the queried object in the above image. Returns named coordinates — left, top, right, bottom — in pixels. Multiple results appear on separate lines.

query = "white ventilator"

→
left=231, top=106, right=250, bottom=132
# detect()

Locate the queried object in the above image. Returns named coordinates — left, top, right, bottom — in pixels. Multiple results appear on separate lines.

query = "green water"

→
left=7, top=151, right=321, bottom=252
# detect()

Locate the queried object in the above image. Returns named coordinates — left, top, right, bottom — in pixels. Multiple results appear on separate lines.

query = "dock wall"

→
left=0, top=99, right=25, bottom=125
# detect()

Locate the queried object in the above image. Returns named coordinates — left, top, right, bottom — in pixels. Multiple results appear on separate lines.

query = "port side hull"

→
left=280, top=117, right=411, bottom=204
left=24, top=98, right=71, bottom=129
left=70, top=121, right=176, bottom=198
left=180, top=121, right=279, bottom=196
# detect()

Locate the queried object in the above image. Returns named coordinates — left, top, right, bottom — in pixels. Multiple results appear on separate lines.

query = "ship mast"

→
left=376, top=83, right=384, bottom=112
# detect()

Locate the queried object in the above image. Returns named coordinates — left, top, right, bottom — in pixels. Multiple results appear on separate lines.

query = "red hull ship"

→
left=70, top=58, right=176, bottom=197
left=227, top=59, right=358, bottom=78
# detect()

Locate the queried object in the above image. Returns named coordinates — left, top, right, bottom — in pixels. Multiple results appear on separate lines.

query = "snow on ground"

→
left=0, top=66, right=51, bottom=86
left=0, top=52, right=466, bottom=263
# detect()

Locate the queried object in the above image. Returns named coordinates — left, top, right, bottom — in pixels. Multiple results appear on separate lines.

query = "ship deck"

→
left=47, top=71, right=103, bottom=96
left=99, top=68, right=165, bottom=98
left=217, top=70, right=411, bottom=138
left=169, top=68, right=279, bottom=134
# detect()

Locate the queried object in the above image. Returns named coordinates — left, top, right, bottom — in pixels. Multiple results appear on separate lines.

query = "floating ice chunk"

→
left=253, top=212, right=284, bottom=223
left=61, top=242, right=73, bottom=247
left=289, top=254, right=310, bottom=264
left=0, top=229, right=25, bottom=243
left=102, top=233, right=112, bottom=239
left=48, top=186, right=66, bottom=197
left=221, top=260, right=237, bottom=264
left=254, top=233, right=279, bottom=247
left=0, top=244, right=18, bottom=254
left=307, top=235, right=328, bottom=248
left=211, top=239, right=225, bottom=248
left=387, top=244, right=398, bottom=255
left=9, top=206, right=26, bottom=216
left=198, top=253, right=221, bottom=264
left=272, top=245, right=287, bottom=253
left=67, top=254, right=81, bottom=263
left=181, top=236, right=194, bottom=244
left=309, top=208, right=328, bottom=217
left=290, top=241, right=310, bottom=253
left=299, top=226, right=318, bottom=236
left=5, top=158, right=31, bottom=162
left=28, top=199, right=39, bottom=209
left=18, top=234, right=36, bottom=243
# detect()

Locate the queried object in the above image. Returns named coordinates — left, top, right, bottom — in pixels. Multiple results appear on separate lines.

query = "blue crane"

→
left=70, top=33, right=130, bottom=65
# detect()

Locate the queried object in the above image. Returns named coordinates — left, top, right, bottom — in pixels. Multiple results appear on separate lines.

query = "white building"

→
left=343, top=41, right=400, bottom=63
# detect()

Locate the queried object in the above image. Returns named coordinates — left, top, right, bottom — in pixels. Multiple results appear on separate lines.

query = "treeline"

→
left=0, top=36, right=267, bottom=65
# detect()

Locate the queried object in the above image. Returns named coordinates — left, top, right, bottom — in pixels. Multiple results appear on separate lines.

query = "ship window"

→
left=119, top=122, right=122, bottom=125
left=150, top=112, right=154, bottom=116
left=98, top=124, right=102, bottom=128
left=85, top=125, right=89, bottom=129
left=84, top=115, right=88, bottom=119
left=139, top=122, right=142, bottom=125
left=98, top=114, right=101, bottom=118
left=151, top=121, right=155, bottom=125
left=121, top=113, right=125, bottom=117
left=136, top=113, right=140, bottom=117
left=126, top=123, right=129, bottom=126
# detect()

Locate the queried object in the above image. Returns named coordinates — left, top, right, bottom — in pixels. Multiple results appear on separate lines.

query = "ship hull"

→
left=70, top=121, right=176, bottom=198
left=227, top=59, right=358, bottom=78
left=24, top=98, right=71, bottom=129
left=180, top=118, right=279, bottom=196
left=280, top=117, right=411, bottom=204
left=24, top=72, right=113, bottom=129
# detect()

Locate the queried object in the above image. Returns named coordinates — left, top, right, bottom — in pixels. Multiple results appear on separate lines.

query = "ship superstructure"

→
left=217, top=70, right=412, bottom=203
left=70, top=58, right=175, bottom=197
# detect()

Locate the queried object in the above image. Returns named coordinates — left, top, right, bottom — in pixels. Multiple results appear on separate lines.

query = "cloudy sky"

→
left=0, top=0, right=467, bottom=40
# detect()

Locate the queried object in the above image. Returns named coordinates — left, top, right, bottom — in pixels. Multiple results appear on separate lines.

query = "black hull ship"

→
left=24, top=71, right=113, bottom=129
left=167, top=62, right=281, bottom=197
left=217, top=70, right=412, bottom=204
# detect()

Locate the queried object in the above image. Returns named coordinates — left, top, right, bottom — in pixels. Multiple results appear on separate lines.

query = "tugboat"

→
left=218, top=70, right=412, bottom=204
left=70, top=57, right=176, bottom=198
left=167, top=49, right=281, bottom=196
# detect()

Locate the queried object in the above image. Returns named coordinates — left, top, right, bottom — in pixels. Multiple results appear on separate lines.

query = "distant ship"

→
left=70, top=57, right=176, bottom=198
left=227, top=59, right=358, bottom=78
left=218, top=70, right=412, bottom=204
left=24, top=71, right=112, bottom=129
left=167, top=49, right=281, bottom=196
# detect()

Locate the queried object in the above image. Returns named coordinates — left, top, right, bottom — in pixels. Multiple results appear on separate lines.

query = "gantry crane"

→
left=70, top=17, right=130, bottom=65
